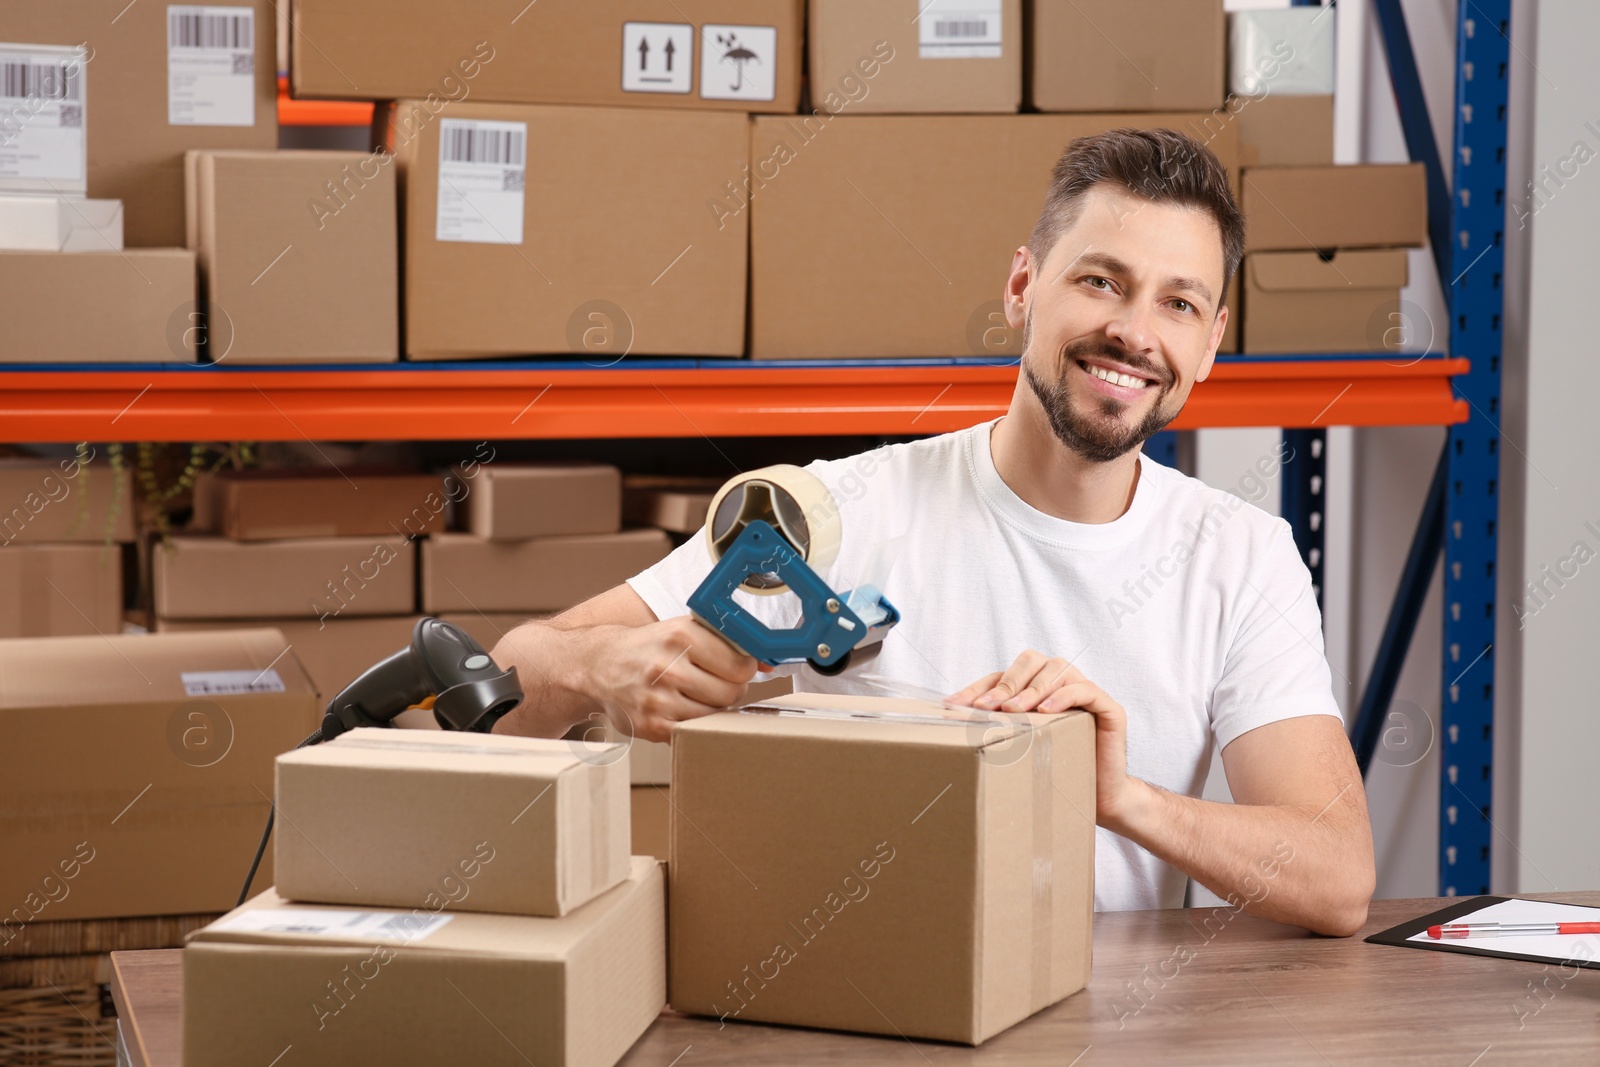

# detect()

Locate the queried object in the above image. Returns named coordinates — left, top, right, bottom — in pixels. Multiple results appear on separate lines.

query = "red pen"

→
left=1427, top=921, right=1600, bottom=940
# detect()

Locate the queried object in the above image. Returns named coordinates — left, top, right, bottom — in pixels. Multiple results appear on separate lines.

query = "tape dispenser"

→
left=686, top=465, right=900, bottom=676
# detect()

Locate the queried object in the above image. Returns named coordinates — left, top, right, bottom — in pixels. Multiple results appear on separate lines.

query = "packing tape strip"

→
left=704, top=464, right=842, bottom=596
left=1031, top=724, right=1055, bottom=1011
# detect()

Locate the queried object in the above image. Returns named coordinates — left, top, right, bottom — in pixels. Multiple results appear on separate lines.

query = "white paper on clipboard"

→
left=1405, top=898, right=1600, bottom=966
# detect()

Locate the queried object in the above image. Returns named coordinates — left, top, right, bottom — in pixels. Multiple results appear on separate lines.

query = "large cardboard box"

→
left=422, top=530, right=671, bottom=613
left=809, top=0, right=1020, bottom=114
left=153, top=616, right=424, bottom=703
left=622, top=475, right=720, bottom=535
left=0, top=543, right=120, bottom=638
left=750, top=113, right=1238, bottom=359
left=463, top=463, right=622, bottom=540
left=1242, top=250, right=1408, bottom=355
left=186, top=150, right=398, bottom=364
left=1234, top=94, right=1334, bottom=169
left=0, top=456, right=136, bottom=544
left=276, top=728, right=630, bottom=917
left=0, top=250, right=196, bottom=362
left=184, top=858, right=666, bottom=1067
left=1242, top=164, right=1427, bottom=252
left=1030, top=0, right=1225, bottom=113
left=153, top=536, right=417, bottom=621
left=0, top=2, right=278, bottom=248
left=387, top=101, right=748, bottom=360
left=191, top=468, right=444, bottom=540
left=669, top=693, right=1095, bottom=1043
left=290, top=0, right=802, bottom=113
left=0, top=629, right=319, bottom=921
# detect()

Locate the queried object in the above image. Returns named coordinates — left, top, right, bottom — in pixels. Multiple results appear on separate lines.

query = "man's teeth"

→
left=1087, top=364, right=1150, bottom=389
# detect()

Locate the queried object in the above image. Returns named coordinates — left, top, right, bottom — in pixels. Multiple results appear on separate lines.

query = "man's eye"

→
left=1085, top=276, right=1112, bottom=290
left=1171, top=299, right=1192, bottom=314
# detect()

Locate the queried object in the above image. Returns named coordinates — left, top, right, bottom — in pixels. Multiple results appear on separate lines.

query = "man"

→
left=492, top=128, right=1375, bottom=938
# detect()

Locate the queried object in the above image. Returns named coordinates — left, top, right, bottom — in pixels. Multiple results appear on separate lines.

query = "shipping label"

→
left=917, top=0, right=1004, bottom=59
left=0, top=44, right=87, bottom=191
left=168, top=5, right=256, bottom=127
left=181, top=668, right=286, bottom=696
left=436, top=118, right=527, bottom=245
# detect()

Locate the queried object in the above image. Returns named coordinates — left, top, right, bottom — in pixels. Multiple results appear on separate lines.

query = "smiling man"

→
left=491, top=128, right=1376, bottom=937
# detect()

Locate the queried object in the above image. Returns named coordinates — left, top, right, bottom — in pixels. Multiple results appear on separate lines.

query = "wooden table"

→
left=111, top=894, right=1600, bottom=1066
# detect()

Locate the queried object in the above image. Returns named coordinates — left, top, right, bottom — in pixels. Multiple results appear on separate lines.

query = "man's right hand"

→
left=577, top=616, right=760, bottom=743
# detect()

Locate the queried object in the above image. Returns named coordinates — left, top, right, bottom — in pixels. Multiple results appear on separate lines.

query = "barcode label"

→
left=918, top=0, right=1003, bottom=59
left=168, top=10, right=254, bottom=50
left=437, top=118, right=527, bottom=245
left=0, top=44, right=88, bottom=192
left=211, top=908, right=454, bottom=943
left=167, top=6, right=256, bottom=127
left=181, top=669, right=286, bottom=696
left=442, top=124, right=526, bottom=167
left=1, top=62, right=81, bottom=101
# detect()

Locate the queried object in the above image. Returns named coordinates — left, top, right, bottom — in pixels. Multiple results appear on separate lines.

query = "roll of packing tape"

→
left=704, top=465, right=841, bottom=596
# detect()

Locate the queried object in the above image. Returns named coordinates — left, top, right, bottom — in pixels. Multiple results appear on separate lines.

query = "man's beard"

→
left=1021, top=314, right=1179, bottom=464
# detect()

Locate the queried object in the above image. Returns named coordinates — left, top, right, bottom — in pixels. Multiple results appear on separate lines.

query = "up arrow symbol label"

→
left=664, top=37, right=676, bottom=72
left=638, top=37, right=650, bottom=70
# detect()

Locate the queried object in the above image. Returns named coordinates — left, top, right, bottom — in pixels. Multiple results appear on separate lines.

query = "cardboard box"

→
left=0, top=2, right=278, bottom=247
left=808, top=0, right=1020, bottom=114
left=0, top=629, right=319, bottom=921
left=622, top=475, right=720, bottom=534
left=183, top=858, right=666, bottom=1067
left=0, top=542, right=120, bottom=638
left=290, top=0, right=802, bottom=113
left=0, top=456, right=136, bottom=544
left=186, top=150, right=398, bottom=364
left=1234, top=94, right=1334, bottom=169
left=1242, top=249, right=1408, bottom=355
left=0, top=197, right=123, bottom=252
left=0, top=250, right=195, bottom=362
left=191, top=468, right=444, bottom=541
left=750, top=113, right=1238, bottom=359
left=1229, top=7, right=1337, bottom=97
left=275, top=728, right=630, bottom=917
left=463, top=463, right=622, bottom=540
left=632, top=785, right=669, bottom=860
left=153, top=536, right=417, bottom=621
left=669, top=693, right=1094, bottom=1043
left=387, top=101, right=748, bottom=360
left=1030, top=0, right=1225, bottom=113
left=1242, top=164, right=1427, bottom=252
left=422, top=530, right=671, bottom=613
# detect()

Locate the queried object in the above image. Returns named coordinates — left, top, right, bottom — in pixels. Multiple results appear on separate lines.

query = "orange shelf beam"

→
left=278, top=76, right=373, bottom=128
left=0, top=360, right=1468, bottom=443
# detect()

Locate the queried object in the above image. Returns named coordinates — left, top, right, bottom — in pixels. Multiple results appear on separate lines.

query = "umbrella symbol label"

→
left=699, top=23, right=778, bottom=102
left=621, top=22, right=692, bottom=94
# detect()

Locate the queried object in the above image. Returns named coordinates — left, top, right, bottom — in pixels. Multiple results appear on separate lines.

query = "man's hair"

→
left=1028, top=128, right=1246, bottom=306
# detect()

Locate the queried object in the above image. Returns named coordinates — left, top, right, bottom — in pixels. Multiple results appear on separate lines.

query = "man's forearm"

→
left=1108, top=778, right=1374, bottom=936
left=489, top=620, right=612, bottom=738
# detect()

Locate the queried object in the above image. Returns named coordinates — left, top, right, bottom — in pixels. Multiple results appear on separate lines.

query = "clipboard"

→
left=1367, top=895, right=1600, bottom=969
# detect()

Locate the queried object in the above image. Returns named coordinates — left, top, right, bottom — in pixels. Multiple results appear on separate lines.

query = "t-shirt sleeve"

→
left=1209, top=522, right=1344, bottom=750
left=625, top=531, right=714, bottom=623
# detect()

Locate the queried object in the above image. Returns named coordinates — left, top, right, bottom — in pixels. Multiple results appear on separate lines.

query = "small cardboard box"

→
left=0, top=197, right=123, bottom=252
left=0, top=456, right=136, bottom=544
left=669, top=692, right=1095, bottom=1044
left=0, top=250, right=195, bottom=362
left=422, top=530, right=671, bottom=613
left=462, top=463, right=622, bottom=540
left=386, top=101, right=749, bottom=360
left=1242, top=249, right=1408, bottom=355
left=275, top=728, right=631, bottom=917
left=0, top=629, right=319, bottom=921
left=153, top=535, right=417, bottom=621
left=190, top=468, right=444, bottom=540
left=1229, top=7, right=1337, bottom=97
left=0, top=542, right=121, bottom=638
left=290, top=0, right=802, bottom=113
left=750, top=113, right=1238, bottom=359
left=186, top=150, right=398, bottom=364
left=1243, top=164, right=1427, bottom=252
left=183, top=858, right=666, bottom=1067
left=1233, top=94, right=1334, bottom=168
left=153, top=616, right=424, bottom=703
left=809, top=0, right=1021, bottom=114
left=0, top=1, right=278, bottom=247
left=1030, top=0, right=1225, bottom=113
left=622, top=475, right=721, bottom=534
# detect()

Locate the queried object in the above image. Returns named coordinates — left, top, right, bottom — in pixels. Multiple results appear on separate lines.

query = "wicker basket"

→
left=0, top=982, right=119, bottom=1067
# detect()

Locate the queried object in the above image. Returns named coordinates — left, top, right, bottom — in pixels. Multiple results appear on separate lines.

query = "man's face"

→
left=1006, top=184, right=1228, bottom=464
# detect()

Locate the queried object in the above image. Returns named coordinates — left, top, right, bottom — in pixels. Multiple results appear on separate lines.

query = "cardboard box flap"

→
left=738, top=691, right=1057, bottom=748
left=191, top=857, right=659, bottom=956
left=279, top=726, right=616, bottom=777
left=0, top=628, right=315, bottom=709
left=1247, top=249, right=1409, bottom=292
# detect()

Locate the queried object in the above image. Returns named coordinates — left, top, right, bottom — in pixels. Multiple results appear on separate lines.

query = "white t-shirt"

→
left=626, top=418, right=1341, bottom=912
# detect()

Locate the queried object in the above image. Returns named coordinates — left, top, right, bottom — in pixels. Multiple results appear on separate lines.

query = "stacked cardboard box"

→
left=183, top=727, right=665, bottom=1067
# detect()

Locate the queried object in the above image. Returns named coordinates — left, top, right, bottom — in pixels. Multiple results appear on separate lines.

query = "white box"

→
left=0, top=195, right=122, bottom=251
left=1228, top=8, right=1337, bottom=97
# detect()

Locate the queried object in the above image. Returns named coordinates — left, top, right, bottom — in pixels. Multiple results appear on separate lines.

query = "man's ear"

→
left=1004, top=246, right=1032, bottom=330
